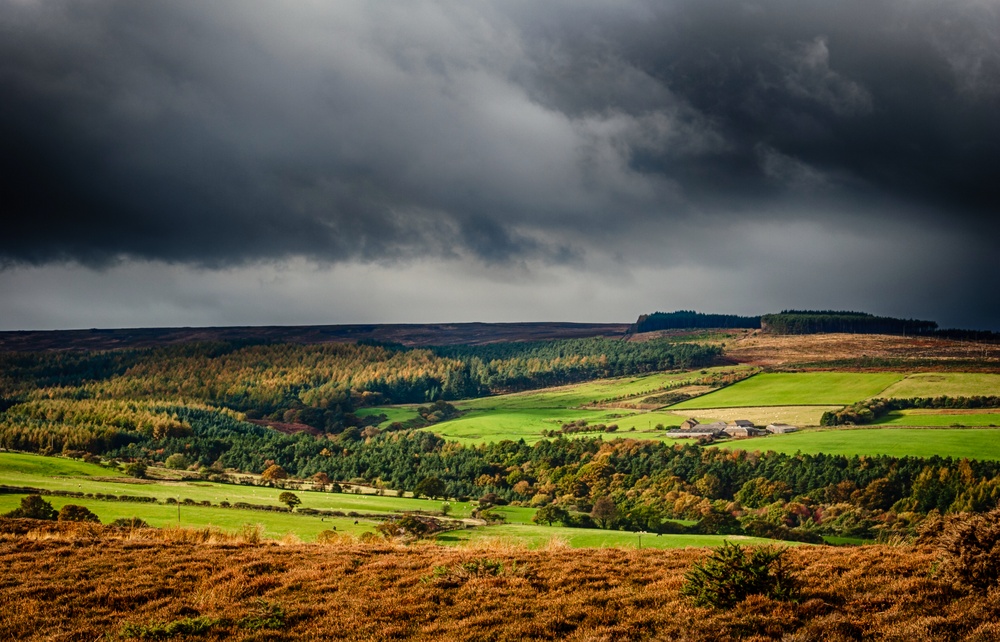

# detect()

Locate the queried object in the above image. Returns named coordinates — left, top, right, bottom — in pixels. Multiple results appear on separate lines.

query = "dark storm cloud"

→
left=0, top=0, right=997, bottom=276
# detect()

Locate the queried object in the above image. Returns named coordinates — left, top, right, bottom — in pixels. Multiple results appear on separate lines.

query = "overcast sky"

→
left=2, top=0, right=998, bottom=331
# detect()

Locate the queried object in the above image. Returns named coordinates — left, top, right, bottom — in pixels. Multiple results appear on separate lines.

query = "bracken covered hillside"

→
left=724, top=332, right=1000, bottom=370
left=2, top=521, right=999, bottom=641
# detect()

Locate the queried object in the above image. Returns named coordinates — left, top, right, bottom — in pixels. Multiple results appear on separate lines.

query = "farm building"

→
left=668, top=421, right=726, bottom=438
left=680, top=418, right=701, bottom=431
left=766, top=423, right=799, bottom=434
left=732, top=419, right=755, bottom=428
left=724, top=423, right=766, bottom=438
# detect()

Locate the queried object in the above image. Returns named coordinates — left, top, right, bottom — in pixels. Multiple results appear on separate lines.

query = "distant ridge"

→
left=631, top=309, right=999, bottom=342
left=0, top=322, right=630, bottom=352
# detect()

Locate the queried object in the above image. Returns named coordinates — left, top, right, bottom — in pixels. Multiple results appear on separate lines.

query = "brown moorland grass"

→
left=2, top=519, right=1000, bottom=641
left=725, top=332, right=1000, bottom=370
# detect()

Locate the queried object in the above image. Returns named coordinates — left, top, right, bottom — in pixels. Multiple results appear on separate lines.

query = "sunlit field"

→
left=876, top=373, right=1000, bottom=399
left=0, top=452, right=474, bottom=516
left=436, top=524, right=782, bottom=549
left=712, top=427, right=1000, bottom=460
left=872, top=410, right=1000, bottom=427
left=669, top=372, right=905, bottom=409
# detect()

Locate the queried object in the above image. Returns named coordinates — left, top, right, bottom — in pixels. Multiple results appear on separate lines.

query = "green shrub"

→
left=164, top=453, right=189, bottom=470
left=120, top=616, right=217, bottom=639
left=58, top=504, right=101, bottom=523
left=4, top=494, right=57, bottom=520
left=422, top=558, right=513, bottom=586
left=237, top=600, right=286, bottom=630
left=123, top=461, right=147, bottom=478
left=111, top=517, right=150, bottom=529
left=375, top=515, right=432, bottom=540
left=681, top=542, right=799, bottom=609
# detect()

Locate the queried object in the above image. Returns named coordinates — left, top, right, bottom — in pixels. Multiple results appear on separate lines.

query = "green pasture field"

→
left=872, top=410, right=1000, bottom=427
left=371, top=369, right=998, bottom=444
left=670, top=372, right=904, bottom=409
left=614, top=410, right=691, bottom=431
left=712, top=427, right=1000, bottom=461
left=435, top=523, right=791, bottom=549
left=427, top=408, right=692, bottom=445
left=877, top=373, right=1000, bottom=399
left=391, top=367, right=755, bottom=444
left=0, top=452, right=476, bottom=518
left=457, top=367, right=751, bottom=412
left=0, top=454, right=795, bottom=549
left=0, top=493, right=377, bottom=541
left=0, top=452, right=125, bottom=478
left=0, top=493, right=793, bottom=549
left=356, top=406, right=422, bottom=427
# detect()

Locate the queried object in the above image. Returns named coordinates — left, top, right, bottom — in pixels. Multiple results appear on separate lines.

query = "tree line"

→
left=631, top=311, right=761, bottom=333
left=760, top=311, right=938, bottom=336
left=821, top=395, right=1000, bottom=426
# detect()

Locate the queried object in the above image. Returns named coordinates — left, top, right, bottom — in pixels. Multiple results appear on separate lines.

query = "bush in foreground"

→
left=924, top=508, right=1000, bottom=593
left=110, top=517, right=150, bottom=529
left=58, top=505, right=100, bottom=523
left=681, top=542, right=799, bottom=609
left=3, top=495, right=58, bottom=520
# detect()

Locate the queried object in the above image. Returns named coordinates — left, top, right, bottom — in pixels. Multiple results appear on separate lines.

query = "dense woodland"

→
left=632, top=309, right=1000, bottom=342
left=760, top=311, right=939, bottom=336
left=631, top=311, right=761, bottom=333
left=0, top=338, right=720, bottom=448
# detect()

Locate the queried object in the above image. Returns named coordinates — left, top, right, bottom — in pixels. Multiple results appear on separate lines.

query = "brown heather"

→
left=724, top=332, right=1000, bottom=369
left=2, top=520, right=1000, bottom=641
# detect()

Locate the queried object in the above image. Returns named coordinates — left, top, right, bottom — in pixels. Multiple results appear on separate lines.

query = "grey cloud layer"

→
left=1, top=0, right=998, bottom=318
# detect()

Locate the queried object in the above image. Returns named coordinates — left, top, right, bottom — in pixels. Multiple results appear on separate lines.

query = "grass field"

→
left=0, top=452, right=476, bottom=517
left=404, top=367, right=760, bottom=444
left=877, top=373, right=1000, bottom=399
left=435, top=523, right=785, bottom=549
left=713, top=427, right=1000, bottom=460
left=356, top=406, right=422, bottom=427
left=0, top=452, right=125, bottom=478
left=669, top=372, right=904, bottom=409
left=872, top=410, right=1000, bottom=427
left=457, top=367, right=753, bottom=411
left=405, top=368, right=1000, bottom=443
left=0, top=493, right=377, bottom=541
left=0, top=493, right=773, bottom=549
left=427, top=408, right=692, bottom=444
left=0, top=452, right=803, bottom=548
